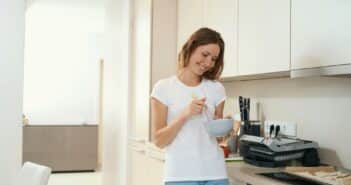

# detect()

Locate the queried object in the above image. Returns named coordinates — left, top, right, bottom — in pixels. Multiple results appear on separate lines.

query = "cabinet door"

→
left=129, top=148, right=164, bottom=185
left=131, top=0, right=152, bottom=139
left=130, top=150, right=149, bottom=185
left=177, top=0, right=203, bottom=52
left=146, top=156, right=164, bottom=185
left=203, top=0, right=238, bottom=77
left=291, top=0, right=351, bottom=69
left=238, top=0, right=290, bottom=75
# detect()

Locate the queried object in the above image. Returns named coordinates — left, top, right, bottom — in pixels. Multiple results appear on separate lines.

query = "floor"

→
left=48, top=171, right=101, bottom=185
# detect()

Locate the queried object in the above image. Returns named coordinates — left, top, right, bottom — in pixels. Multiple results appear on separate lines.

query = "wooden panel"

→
left=23, top=125, right=97, bottom=171
left=151, top=0, right=177, bottom=86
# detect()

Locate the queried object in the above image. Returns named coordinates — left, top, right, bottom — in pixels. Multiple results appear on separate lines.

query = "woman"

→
left=151, top=27, right=230, bottom=185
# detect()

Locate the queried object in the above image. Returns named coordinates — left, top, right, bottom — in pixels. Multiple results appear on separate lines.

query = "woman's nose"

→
left=204, top=57, right=212, bottom=67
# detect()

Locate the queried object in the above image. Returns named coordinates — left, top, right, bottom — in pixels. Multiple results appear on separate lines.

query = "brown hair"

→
left=177, top=27, right=225, bottom=80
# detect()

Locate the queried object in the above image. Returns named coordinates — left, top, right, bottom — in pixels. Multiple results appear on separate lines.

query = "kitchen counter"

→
left=226, top=162, right=290, bottom=185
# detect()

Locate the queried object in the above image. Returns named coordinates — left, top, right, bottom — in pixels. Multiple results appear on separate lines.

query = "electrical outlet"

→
left=264, top=120, right=297, bottom=137
left=281, top=121, right=297, bottom=137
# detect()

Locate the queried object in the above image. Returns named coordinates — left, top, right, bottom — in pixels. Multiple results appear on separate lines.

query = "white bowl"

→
left=205, top=118, right=233, bottom=137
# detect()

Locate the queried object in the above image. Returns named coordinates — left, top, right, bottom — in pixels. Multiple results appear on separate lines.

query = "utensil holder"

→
left=240, top=120, right=261, bottom=137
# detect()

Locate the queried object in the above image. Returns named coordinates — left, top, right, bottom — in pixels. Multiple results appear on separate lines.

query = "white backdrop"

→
left=23, top=2, right=104, bottom=125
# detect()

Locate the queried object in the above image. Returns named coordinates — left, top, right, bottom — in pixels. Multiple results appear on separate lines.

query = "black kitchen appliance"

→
left=239, top=135, right=320, bottom=167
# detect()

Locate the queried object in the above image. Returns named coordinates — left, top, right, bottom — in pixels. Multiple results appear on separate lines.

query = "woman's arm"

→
left=151, top=98, right=187, bottom=148
left=151, top=97, right=206, bottom=149
left=214, top=101, right=225, bottom=119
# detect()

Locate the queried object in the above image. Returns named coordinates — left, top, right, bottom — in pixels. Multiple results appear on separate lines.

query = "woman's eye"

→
left=202, top=53, right=209, bottom=57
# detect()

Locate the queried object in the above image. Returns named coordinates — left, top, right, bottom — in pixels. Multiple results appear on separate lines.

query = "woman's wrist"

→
left=180, top=109, right=191, bottom=120
left=181, top=113, right=191, bottom=124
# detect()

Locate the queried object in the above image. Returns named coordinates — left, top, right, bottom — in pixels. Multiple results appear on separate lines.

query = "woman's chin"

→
left=196, top=70, right=207, bottom=75
left=196, top=72, right=205, bottom=76
left=190, top=68, right=206, bottom=76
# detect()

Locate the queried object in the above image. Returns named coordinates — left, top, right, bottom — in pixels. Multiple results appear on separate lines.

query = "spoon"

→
left=192, top=93, right=212, bottom=121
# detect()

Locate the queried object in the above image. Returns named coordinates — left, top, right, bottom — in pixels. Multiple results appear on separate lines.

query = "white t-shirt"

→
left=151, top=75, right=227, bottom=182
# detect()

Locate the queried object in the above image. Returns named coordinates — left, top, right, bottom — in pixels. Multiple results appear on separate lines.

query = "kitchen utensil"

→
left=191, top=93, right=210, bottom=121
left=239, top=96, right=244, bottom=121
left=269, top=124, right=274, bottom=138
left=240, top=120, right=261, bottom=137
left=239, top=96, right=251, bottom=121
left=247, top=98, right=250, bottom=120
left=243, top=98, right=248, bottom=121
left=275, top=125, right=280, bottom=138
left=202, top=106, right=212, bottom=121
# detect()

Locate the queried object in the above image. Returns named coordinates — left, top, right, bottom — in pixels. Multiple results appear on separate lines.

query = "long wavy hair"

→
left=177, top=27, right=225, bottom=80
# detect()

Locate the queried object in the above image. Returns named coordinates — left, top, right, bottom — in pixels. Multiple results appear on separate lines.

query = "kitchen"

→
left=1, top=0, right=351, bottom=185
left=128, top=0, right=351, bottom=184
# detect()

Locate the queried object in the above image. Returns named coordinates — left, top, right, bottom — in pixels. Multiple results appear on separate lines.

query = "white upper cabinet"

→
left=177, top=0, right=203, bottom=52
left=203, top=0, right=238, bottom=77
left=177, top=0, right=238, bottom=77
left=238, top=0, right=290, bottom=75
left=291, top=0, right=351, bottom=69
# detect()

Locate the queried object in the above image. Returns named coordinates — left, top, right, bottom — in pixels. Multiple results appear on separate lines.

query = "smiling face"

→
left=185, top=43, right=220, bottom=77
left=177, top=28, right=225, bottom=80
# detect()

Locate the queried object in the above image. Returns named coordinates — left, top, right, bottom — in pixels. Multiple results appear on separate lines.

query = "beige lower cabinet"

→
left=23, top=125, right=98, bottom=172
left=146, top=155, right=164, bottom=185
left=130, top=150, right=150, bottom=185
left=130, top=148, right=164, bottom=185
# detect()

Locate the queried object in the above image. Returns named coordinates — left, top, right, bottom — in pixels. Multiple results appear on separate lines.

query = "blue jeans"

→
left=165, top=179, right=229, bottom=185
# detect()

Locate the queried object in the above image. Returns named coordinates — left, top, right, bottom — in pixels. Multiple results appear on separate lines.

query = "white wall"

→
left=223, top=77, right=351, bottom=169
left=0, top=0, right=24, bottom=185
left=102, top=0, right=131, bottom=185
left=23, top=1, right=105, bottom=125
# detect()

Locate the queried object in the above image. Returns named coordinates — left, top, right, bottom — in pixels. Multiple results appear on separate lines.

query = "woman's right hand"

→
left=182, top=97, right=206, bottom=119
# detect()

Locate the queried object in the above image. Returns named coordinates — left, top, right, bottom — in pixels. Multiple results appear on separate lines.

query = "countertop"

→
left=226, top=162, right=290, bottom=185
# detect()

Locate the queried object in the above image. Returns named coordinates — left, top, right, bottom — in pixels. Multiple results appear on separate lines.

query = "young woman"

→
left=151, top=27, right=230, bottom=185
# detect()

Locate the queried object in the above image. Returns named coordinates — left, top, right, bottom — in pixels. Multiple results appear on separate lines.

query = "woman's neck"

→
left=177, top=69, right=202, bottom=86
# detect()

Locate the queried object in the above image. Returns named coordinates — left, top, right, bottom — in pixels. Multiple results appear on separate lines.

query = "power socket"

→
left=264, top=120, right=297, bottom=137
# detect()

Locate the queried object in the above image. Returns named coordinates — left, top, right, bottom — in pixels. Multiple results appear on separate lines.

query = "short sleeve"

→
left=150, top=79, right=169, bottom=106
left=214, top=81, right=226, bottom=106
